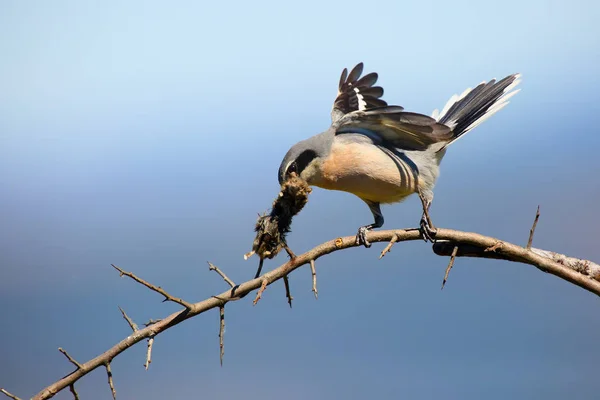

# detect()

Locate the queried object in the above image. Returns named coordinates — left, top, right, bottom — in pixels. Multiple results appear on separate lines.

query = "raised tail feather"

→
left=431, top=73, right=521, bottom=150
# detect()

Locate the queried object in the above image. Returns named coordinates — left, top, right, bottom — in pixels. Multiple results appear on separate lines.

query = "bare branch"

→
left=441, top=246, right=458, bottom=290
left=529, top=248, right=600, bottom=280
left=58, top=348, right=83, bottom=370
left=310, top=259, right=318, bottom=299
left=283, top=275, right=293, bottom=308
left=207, top=262, right=236, bottom=288
left=0, top=389, right=22, bottom=400
left=219, top=306, right=225, bottom=366
left=105, top=363, right=116, bottom=400
left=118, top=307, right=138, bottom=332
left=30, top=228, right=600, bottom=400
left=144, top=337, right=154, bottom=370
left=111, top=264, right=193, bottom=310
left=253, top=279, right=269, bottom=305
left=527, top=205, right=541, bottom=249
left=69, top=385, right=79, bottom=400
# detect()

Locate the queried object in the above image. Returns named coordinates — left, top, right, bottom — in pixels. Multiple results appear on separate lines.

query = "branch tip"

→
left=111, top=264, right=193, bottom=310
left=527, top=205, right=541, bottom=249
left=118, top=306, right=138, bottom=332
left=207, top=262, right=236, bottom=288
left=0, top=389, right=22, bottom=400
left=441, top=246, right=459, bottom=290
left=253, top=279, right=269, bottom=305
left=310, top=259, right=318, bottom=299
left=58, top=348, right=83, bottom=370
left=379, top=234, right=399, bottom=259
left=145, top=337, right=154, bottom=370
left=219, top=306, right=225, bottom=366
left=105, top=363, right=116, bottom=400
left=69, top=384, right=79, bottom=400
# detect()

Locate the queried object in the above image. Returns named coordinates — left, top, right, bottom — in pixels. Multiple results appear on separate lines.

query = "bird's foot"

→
left=355, top=226, right=372, bottom=248
left=419, top=213, right=437, bottom=243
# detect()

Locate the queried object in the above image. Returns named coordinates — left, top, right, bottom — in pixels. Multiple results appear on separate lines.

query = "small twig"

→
left=58, top=348, right=83, bottom=370
left=207, top=262, right=236, bottom=288
left=69, top=385, right=79, bottom=400
left=144, top=319, right=162, bottom=327
left=218, top=306, right=225, bottom=366
left=0, top=389, right=22, bottom=400
left=111, top=264, right=193, bottom=310
left=379, top=233, right=399, bottom=259
left=310, top=259, right=318, bottom=299
left=441, top=246, right=459, bottom=290
left=144, top=337, right=154, bottom=370
left=118, top=307, right=138, bottom=332
left=253, top=279, right=269, bottom=305
left=527, top=205, right=541, bottom=249
left=105, top=363, right=116, bottom=400
left=283, top=275, right=293, bottom=308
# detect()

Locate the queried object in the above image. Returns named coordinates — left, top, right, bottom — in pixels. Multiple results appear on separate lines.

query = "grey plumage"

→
left=278, top=63, right=521, bottom=246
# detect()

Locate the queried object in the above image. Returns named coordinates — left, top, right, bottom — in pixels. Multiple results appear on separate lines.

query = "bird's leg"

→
left=356, top=201, right=384, bottom=248
left=283, top=243, right=296, bottom=260
left=254, top=257, right=264, bottom=279
left=418, top=188, right=437, bottom=242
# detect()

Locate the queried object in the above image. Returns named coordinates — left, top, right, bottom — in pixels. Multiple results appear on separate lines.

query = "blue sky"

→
left=1, top=1, right=600, bottom=399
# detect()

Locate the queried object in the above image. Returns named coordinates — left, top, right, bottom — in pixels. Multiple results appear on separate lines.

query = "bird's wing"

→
left=330, top=62, right=392, bottom=124
left=333, top=106, right=454, bottom=151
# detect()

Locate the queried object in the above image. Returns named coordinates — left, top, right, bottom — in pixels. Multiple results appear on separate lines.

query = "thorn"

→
left=58, top=348, right=83, bottom=370
left=441, top=246, right=458, bottom=290
left=527, top=205, right=541, bottom=249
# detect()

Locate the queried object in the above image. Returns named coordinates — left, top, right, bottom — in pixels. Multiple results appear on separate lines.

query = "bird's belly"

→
left=313, top=141, right=417, bottom=204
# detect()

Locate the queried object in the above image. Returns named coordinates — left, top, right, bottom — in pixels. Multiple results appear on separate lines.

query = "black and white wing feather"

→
left=330, top=63, right=391, bottom=123
left=334, top=107, right=454, bottom=151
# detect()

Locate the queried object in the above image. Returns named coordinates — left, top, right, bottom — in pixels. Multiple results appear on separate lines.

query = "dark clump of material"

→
left=244, top=173, right=311, bottom=276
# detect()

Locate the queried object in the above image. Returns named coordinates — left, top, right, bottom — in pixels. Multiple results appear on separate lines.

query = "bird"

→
left=277, top=62, right=521, bottom=247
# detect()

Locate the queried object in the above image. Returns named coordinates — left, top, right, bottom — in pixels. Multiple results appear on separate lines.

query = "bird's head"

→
left=277, top=132, right=332, bottom=185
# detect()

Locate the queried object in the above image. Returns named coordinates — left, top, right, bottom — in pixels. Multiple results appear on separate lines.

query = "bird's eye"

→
left=288, top=162, right=298, bottom=175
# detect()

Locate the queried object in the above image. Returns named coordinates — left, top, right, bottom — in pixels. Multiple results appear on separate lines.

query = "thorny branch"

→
left=208, top=262, right=236, bottom=288
left=111, top=264, right=193, bottom=310
left=5, top=227, right=600, bottom=400
left=118, top=307, right=138, bottom=332
left=58, top=348, right=83, bottom=370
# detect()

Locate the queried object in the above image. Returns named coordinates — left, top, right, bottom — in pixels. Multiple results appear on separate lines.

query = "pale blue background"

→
left=2, top=1, right=600, bottom=399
